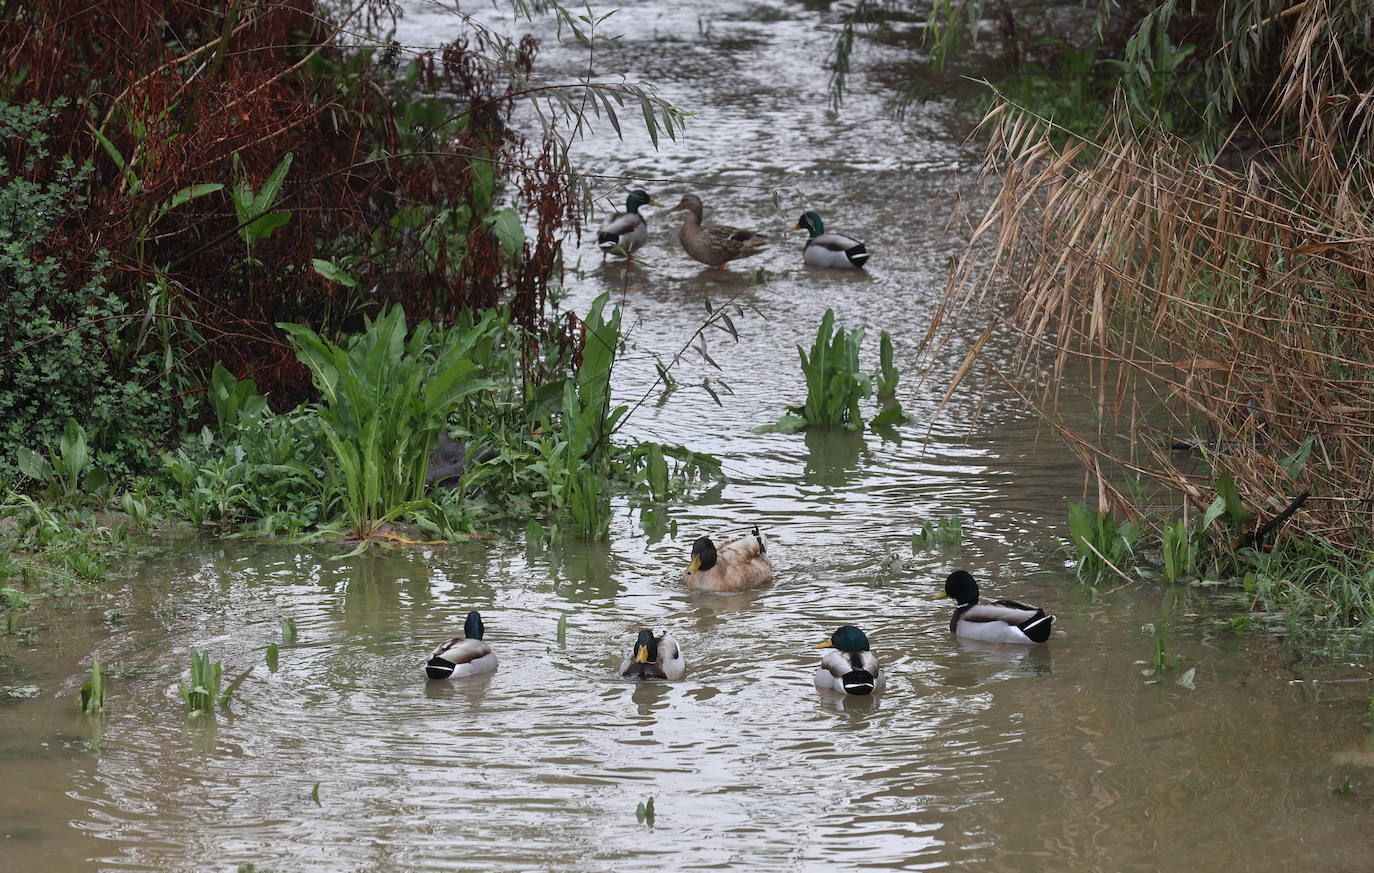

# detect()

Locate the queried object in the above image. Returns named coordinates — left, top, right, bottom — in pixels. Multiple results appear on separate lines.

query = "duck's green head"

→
left=464, top=610, right=485, bottom=640
left=687, top=536, right=717, bottom=574
left=818, top=624, right=871, bottom=652
left=791, top=211, right=825, bottom=238
left=936, top=570, right=980, bottom=605
left=632, top=629, right=658, bottom=664
left=626, top=189, right=662, bottom=212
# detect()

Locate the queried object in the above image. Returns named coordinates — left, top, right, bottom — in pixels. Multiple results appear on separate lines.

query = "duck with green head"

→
left=425, top=611, right=498, bottom=679
left=814, top=625, right=884, bottom=695
left=619, top=628, right=686, bottom=681
left=597, top=188, right=663, bottom=260
left=792, top=211, right=869, bottom=269
left=935, top=570, right=1054, bottom=644
left=685, top=525, right=772, bottom=592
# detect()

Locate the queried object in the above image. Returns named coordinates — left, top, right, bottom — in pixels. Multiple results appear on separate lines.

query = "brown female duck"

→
left=669, top=194, right=767, bottom=269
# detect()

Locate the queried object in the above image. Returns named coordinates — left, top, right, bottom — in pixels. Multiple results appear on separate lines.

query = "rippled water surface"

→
left=5, top=1, right=1374, bottom=871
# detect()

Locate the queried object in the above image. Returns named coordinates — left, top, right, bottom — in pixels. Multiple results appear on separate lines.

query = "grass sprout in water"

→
left=179, top=648, right=230, bottom=715
left=635, top=796, right=655, bottom=826
left=79, top=657, right=105, bottom=714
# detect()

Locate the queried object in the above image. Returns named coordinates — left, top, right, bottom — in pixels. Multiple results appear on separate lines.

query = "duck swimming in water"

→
left=597, top=188, right=662, bottom=260
left=792, top=211, right=869, bottom=269
left=814, top=625, right=884, bottom=695
left=619, top=628, right=686, bottom=681
left=684, top=526, right=772, bottom=592
left=935, top=571, right=1054, bottom=644
left=424, top=611, right=498, bottom=679
left=669, top=194, right=768, bottom=269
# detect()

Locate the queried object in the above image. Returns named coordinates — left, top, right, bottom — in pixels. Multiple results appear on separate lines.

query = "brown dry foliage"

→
left=928, top=6, right=1374, bottom=550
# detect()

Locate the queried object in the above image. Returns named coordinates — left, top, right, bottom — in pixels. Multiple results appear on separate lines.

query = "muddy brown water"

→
left=5, top=1, right=1374, bottom=870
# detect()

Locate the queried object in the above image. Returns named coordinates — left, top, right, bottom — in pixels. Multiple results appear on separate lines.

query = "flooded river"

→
left=4, top=0, right=1374, bottom=870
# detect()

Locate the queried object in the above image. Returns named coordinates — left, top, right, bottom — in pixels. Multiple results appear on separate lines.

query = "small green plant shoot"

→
left=79, top=658, right=105, bottom=714
left=635, top=796, right=655, bottom=826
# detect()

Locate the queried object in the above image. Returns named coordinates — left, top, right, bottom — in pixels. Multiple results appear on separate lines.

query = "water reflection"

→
left=803, top=427, right=867, bottom=487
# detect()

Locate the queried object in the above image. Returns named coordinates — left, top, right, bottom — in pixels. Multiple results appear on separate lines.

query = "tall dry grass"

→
left=928, top=6, right=1374, bottom=551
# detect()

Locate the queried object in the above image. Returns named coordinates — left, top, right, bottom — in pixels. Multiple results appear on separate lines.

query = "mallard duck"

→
left=619, top=628, right=686, bottom=681
left=669, top=194, right=767, bottom=269
left=935, top=570, right=1054, bottom=644
left=814, top=625, right=884, bottom=695
left=685, top=525, right=772, bottom=592
left=792, top=211, right=869, bottom=269
left=597, top=188, right=662, bottom=260
left=424, top=610, right=498, bottom=679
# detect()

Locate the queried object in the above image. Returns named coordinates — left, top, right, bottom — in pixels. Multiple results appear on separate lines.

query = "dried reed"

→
left=928, top=81, right=1374, bottom=550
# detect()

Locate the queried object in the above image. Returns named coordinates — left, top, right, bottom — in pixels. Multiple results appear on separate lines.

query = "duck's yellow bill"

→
left=634, top=644, right=650, bottom=664
left=815, top=640, right=834, bottom=649
left=789, top=223, right=801, bottom=231
left=933, top=590, right=949, bottom=600
left=687, top=556, right=702, bottom=575
left=649, top=200, right=665, bottom=207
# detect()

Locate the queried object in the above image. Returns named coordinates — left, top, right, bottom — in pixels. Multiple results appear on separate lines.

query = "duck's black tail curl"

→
left=425, top=657, right=455, bottom=680
left=840, top=670, right=876, bottom=695
left=1018, top=612, right=1054, bottom=644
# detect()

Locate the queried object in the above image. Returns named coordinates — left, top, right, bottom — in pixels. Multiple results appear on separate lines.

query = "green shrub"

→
left=0, top=99, right=176, bottom=482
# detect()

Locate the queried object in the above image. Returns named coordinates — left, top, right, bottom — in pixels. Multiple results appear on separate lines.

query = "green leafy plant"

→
left=875, top=331, right=899, bottom=398
left=1143, top=621, right=1187, bottom=676
left=16, top=418, right=106, bottom=503
left=282, top=616, right=298, bottom=644
left=912, top=516, right=963, bottom=552
left=763, top=309, right=871, bottom=432
left=208, top=362, right=268, bottom=436
left=179, top=648, right=229, bottom=716
left=1159, top=518, right=1197, bottom=583
left=280, top=305, right=497, bottom=539
left=0, top=101, right=177, bottom=483
left=1066, top=502, right=1138, bottom=583
left=230, top=152, right=294, bottom=262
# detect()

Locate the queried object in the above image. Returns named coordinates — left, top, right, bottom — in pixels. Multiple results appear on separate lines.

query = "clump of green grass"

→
left=1159, top=518, right=1197, bottom=583
left=179, top=649, right=230, bottom=716
left=1141, top=621, right=1187, bottom=676
left=282, top=616, right=298, bottom=644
